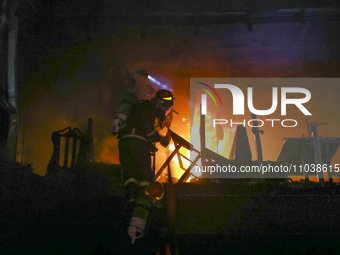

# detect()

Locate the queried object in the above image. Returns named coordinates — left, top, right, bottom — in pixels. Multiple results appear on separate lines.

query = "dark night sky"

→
left=15, top=2, right=340, bottom=176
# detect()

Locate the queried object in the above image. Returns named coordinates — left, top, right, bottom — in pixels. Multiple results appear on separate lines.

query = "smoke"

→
left=19, top=41, right=133, bottom=175
left=18, top=22, right=340, bottom=176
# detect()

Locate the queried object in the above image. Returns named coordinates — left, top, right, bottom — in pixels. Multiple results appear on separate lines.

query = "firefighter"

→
left=116, top=88, right=173, bottom=201
left=114, top=71, right=174, bottom=243
left=113, top=69, right=155, bottom=135
left=114, top=70, right=173, bottom=199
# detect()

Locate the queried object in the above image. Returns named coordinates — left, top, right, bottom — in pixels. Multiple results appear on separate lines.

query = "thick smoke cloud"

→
left=18, top=22, right=340, bottom=176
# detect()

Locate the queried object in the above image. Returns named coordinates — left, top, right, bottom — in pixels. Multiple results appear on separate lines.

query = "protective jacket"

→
left=118, top=100, right=162, bottom=145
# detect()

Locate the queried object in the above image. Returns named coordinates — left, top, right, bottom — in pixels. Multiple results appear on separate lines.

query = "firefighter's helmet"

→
left=145, top=181, right=164, bottom=201
left=155, top=89, right=174, bottom=104
left=154, top=89, right=174, bottom=114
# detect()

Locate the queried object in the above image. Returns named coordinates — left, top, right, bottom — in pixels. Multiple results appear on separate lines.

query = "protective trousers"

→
left=118, top=137, right=154, bottom=201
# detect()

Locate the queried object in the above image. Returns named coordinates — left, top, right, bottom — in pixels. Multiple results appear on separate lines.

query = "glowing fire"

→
left=154, top=102, right=236, bottom=182
left=190, top=103, right=236, bottom=161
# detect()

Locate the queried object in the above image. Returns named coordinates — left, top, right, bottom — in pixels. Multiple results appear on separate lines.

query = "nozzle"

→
left=128, top=226, right=136, bottom=244
left=112, top=127, right=119, bottom=136
left=127, top=216, right=146, bottom=244
left=170, top=107, right=179, bottom=115
left=128, top=225, right=144, bottom=244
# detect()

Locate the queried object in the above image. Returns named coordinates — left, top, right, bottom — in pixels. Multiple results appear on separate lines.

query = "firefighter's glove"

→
left=164, top=111, right=173, bottom=128
left=113, top=118, right=126, bottom=131
left=160, top=129, right=172, bottom=147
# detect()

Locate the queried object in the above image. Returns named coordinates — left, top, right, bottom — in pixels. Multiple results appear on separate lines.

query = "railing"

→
left=155, top=130, right=201, bottom=183
left=47, top=118, right=94, bottom=174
